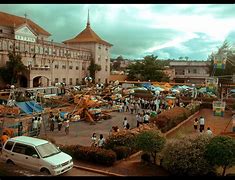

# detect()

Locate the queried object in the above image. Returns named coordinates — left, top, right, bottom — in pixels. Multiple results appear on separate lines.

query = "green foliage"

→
left=204, top=136, right=235, bottom=176
left=151, top=102, right=200, bottom=133
left=104, top=131, right=136, bottom=150
left=208, top=40, right=235, bottom=80
left=127, top=54, right=169, bottom=82
left=113, top=146, right=132, bottom=160
left=59, top=144, right=117, bottom=166
left=0, top=51, right=28, bottom=85
left=162, top=134, right=216, bottom=176
left=87, top=58, right=101, bottom=82
left=134, top=129, right=166, bottom=164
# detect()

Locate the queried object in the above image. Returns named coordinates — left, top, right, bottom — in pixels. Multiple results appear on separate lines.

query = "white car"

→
left=1, top=136, right=73, bottom=176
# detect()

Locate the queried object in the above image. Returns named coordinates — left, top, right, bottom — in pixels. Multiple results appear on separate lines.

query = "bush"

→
left=141, top=153, right=151, bottom=163
left=151, top=102, right=200, bottom=133
left=204, top=136, right=235, bottom=176
left=134, top=129, right=166, bottom=164
left=59, top=145, right=117, bottom=166
left=104, top=131, right=136, bottom=150
left=162, top=134, right=216, bottom=176
left=113, top=146, right=132, bottom=160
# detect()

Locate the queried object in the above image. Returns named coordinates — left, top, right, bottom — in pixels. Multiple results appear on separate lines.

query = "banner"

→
left=205, top=77, right=218, bottom=93
left=213, top=54, right=226, bottom=69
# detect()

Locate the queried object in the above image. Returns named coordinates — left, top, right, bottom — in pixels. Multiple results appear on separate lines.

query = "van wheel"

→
left=40, top=168, right=51, bottom=175
left=6, top=159, right=15, bottom=166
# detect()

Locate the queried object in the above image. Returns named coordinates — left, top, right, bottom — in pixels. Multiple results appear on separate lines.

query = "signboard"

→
left=205, top=77, right=218, bottom=93
left=213, top=54, right=226, bottom=69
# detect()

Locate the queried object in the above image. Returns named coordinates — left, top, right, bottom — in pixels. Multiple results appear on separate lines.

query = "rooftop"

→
left=0, top=11, right=51, bottom=36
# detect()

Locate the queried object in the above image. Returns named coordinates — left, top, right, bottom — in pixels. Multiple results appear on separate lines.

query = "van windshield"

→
left=36, top=142, right=61, bottom=158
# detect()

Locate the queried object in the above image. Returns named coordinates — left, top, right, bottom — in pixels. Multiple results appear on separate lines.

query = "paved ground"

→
left=41, top=111, right=138, bottom=146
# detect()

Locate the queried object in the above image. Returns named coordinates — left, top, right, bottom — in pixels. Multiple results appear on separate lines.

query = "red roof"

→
left=0, top=11, right=51, bottom=36
left=63, top=24, right=112, bottom=46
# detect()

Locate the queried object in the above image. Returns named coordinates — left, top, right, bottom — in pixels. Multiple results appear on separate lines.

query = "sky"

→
left=1, top=4, right=235, bottom=60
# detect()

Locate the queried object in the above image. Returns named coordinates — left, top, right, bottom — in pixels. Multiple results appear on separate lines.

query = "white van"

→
left=1, top=136, right=73, bottom=176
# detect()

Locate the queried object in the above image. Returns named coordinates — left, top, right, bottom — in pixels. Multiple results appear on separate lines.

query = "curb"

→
left=73, top=165, right=125, bottom=176
left=164, top=111, right=200, bottom=137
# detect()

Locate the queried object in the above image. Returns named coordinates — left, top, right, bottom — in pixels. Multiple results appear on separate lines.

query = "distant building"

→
left=0, top=11, right=112, bottom=88
left=169, top=61, right=210, bottom=84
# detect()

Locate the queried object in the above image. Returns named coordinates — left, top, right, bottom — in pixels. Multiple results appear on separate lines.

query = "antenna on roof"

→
left=24, top=12, right=28, bottom=24
left=87, top=9, right=90, bottom=27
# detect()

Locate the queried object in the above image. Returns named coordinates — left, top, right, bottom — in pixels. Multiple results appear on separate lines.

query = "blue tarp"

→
left=15, top=101, right=43, bottom=114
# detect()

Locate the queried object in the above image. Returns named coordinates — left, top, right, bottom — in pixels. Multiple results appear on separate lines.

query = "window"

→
left=62, top=65, right=66, bottom=69
left=76, top=78, right=79, bottom=85
left=188, top=69, right=190, bottom=74
left=0, top=29, right=2, bottom=33
left=69, top=78, right=72, bottom=85
left=105, top=58, right=108, bottom=63
left=105, top=65, right=108, bottom=71
left=4, top=141, right=14, bottom=151
left=82, top=63, right=85, bottom=70
left=98, top=78, right=101, bottom=83
left=193, top=69, right=197, bottom=74
left=55, top=78, right=59, bottom=83
left=12, top=143, right=28, bottom=154
left=55, top=65, right=59, bottom=69
left=62, top=78, right=66, bottom=83
left=69, top=66, right=73, bottom=70
left=76, top=66, right=79, bottom=70
left=25, top=146, right=39, bottom=157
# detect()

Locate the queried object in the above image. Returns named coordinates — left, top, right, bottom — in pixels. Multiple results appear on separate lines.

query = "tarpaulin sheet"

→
left=15, top=101, right=43, bottom=114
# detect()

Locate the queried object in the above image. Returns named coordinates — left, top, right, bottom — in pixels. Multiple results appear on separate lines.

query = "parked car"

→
left=1, top=136, right=73, bottom=176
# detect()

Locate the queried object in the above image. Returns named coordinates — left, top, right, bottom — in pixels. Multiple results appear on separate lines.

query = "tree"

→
left=204, top=136, right=235, bottom=176
left=127, top=54, right=169, bottom=82
left=134, top=129, right=166, bottom=164
left=208, top=40, right=235, bottom=79
left=185, top=56, right=189, bottom=61
left=179, top=56, right=183, bottom=60
left=0, top=51, right=28, bottom=86
left=162, top=134, right=215, bottom=176
left=87, top=58, right=101, bottom=83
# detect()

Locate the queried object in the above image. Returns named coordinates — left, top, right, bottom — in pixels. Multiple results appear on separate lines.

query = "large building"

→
left=169, top=61, right=210, bottom=84
left=0, top=11, right=112, bottom=88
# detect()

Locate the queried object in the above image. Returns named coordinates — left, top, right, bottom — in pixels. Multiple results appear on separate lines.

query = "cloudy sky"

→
left=1, top=4, right=235, bottom=60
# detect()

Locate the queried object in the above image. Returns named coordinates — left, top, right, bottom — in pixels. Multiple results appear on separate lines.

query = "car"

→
left=1, top=136, right=73, bottom=176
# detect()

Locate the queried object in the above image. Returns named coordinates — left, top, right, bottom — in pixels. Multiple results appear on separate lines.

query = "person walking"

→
left=57, top=109, right=63, bottom=131
left=49, top=112, right=55, bottom=132
left=130, top=103, right=134, bottom=114
left=193, top=118, right=198, bottom=132
left=97, top=134, right=105, bottom=148
left=37, top=115, right=42, bottom=136
left=32, top=117, right=38, bottom=136
left=143, top=113, right=150, bottom=124
left=206, top=127, right=213, bottom=136
left=136, top=113, right=141, bottom=127
left=199, top=116, right=205, bottom=132
left=18, top=122, right=23, bottom=136
left=123, top=117, right=128, bottom=129
left=64, top=119, right=70, bottom=135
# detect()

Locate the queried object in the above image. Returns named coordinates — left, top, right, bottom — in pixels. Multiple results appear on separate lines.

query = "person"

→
left=206, top=127, right=213, bottom=136
left=97, top=134, right=105, bottom=148
left=18, top=121, right=23, bottom=136
left=123, top=117, right=128, bottom=129
left=136, top=113, right=141, bottom=127
left=1, top=132, right=9, bottom=146
left=91, top=133, right=97, bottom=147
left=57, top=109, right=63, bottom=131
left=193, top=118, right=198, bottom=132
left=49, top=112, right=55, bottom=132
left=64, top=119, right=70, bottom=135
left=143, top=113, right=150, bottom=124
left=130, top=103, right=134, bottom=114
left=32, top=117, right=39, bottom=136
left=37, top=115, right=42, bottom=135
left=199, top=116, right=205, bottom=132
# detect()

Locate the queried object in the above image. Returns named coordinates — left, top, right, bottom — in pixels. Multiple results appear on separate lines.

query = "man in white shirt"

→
left=143, top=113, right=150, bottom=124
left=199, top=116, right=205, bottom=132
left=32, top=118, right=38, bottom=136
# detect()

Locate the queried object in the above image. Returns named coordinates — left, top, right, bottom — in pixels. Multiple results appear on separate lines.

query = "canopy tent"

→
left=15, top=101, right=43, bottom=114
